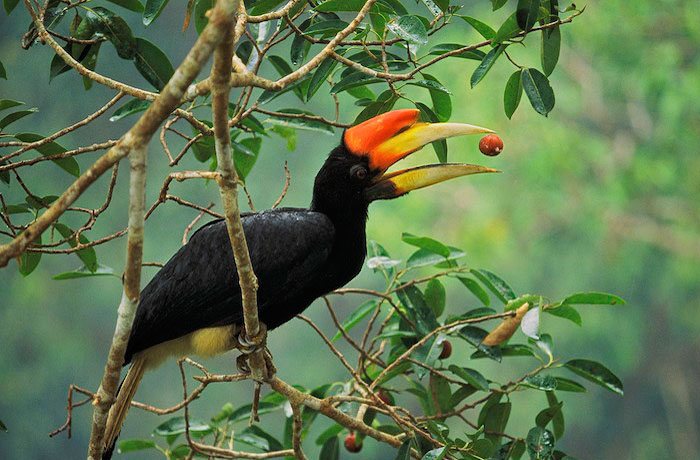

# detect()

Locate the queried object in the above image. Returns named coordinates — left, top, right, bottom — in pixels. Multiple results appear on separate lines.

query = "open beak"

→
left=344, top=109, right=500, bottom=201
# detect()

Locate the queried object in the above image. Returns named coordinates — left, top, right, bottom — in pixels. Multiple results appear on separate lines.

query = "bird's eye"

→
left=350, top=165, right=368, bottom=181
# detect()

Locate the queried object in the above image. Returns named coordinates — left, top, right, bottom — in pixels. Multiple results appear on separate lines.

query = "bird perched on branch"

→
left=102, top=109, right=497, bottom=458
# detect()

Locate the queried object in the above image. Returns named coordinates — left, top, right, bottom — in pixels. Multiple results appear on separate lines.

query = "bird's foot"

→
left=234, top=323, right=276, bottom=380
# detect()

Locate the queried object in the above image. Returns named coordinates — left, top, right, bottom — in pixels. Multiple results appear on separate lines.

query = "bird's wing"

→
left=123, top=209, right=335, bottom=362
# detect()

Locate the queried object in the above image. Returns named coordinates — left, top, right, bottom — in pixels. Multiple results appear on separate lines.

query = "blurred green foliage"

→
left=1, top=0, right=699, bottom=459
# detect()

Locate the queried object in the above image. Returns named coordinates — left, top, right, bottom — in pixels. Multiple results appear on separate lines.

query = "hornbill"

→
left=102, top=109, right=497, bottom=457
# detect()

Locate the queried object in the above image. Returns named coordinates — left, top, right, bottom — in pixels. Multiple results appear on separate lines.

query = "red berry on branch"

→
left=376, top=389, right=393, bottom=405
left=344, top=433, right=363, bottom=453
left=479, top=134, right=504, bottom=156
left=439, top=340, right=452, bottom=359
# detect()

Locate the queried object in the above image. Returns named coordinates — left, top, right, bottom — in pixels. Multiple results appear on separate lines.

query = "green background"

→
left=1, top=1, right=699, bottom=458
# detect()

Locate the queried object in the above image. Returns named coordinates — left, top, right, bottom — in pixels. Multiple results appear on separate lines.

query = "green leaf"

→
left=0, top=59, right=5, bottom=79
left=14, top=133, right=80, bottom=177
left=153, top=416, right=212, bottom=437
left=143, top=0, right=171, bottom=25
left=52, top=264, right=117, bottom=280
left=491, top=0, right=508, bottom=10
left=471, top=45, right=506, bottom=88
left=448, top=365, right=489, bottom=391
left=18, top=231, right=41, bottom=277
left=331, top=72, right=383, bottom=94
left=471, top=343, right=535, bottom=359
left=428, top=44, right=485, bottom=61
left=561, top=292, right=625, bottom=306
left=249, top=0, right=284, bottom=15
left=457, top=277, right=490, bottom=306
left=415, top=73, right=452, bottom=122
left=395, top=438, right=412, bottom=460
left=544, top=304, right=581, bottom=326
left=429, top=374, right=452, bottom=414
left=262, top=108, right=335, bottom=134
left=0, top=418, right=6, bottom=431
left=538, top=391, right=565, bottom=440
left=0, top=108, right=38, bottom=130
left=421, top=446, right=449, bottom=460
left=526, top=427, right=555, bottom=459
left=492, top=440, right=526, bottom=460
left=397, top=284, right=440, bottom=333
left=233, top=137, right=261, bottom=181
left=117, top=439, right=156, bottom=453
left=470, top=269, right=516, bottom=303
left=235, top=430, right=270, bottom=451
left=194, top=0, right=213, bottom=34
left=505, top=294, right=542, bottom=311
left=268, top=55, right=306, bottom=102
left=3, top=0, right=19, bottom=14
left=449, top=384, right=477, bottom=407
left=424, top=279, right=446, bottom=317
left=414, top=102, right=448, bottom=161
left=133, top=38, right=174, bottom=90
left=387, top=16, right=428, bottom=45
left=54, top=222, right=98, bottom=272
left=406, top=79, right=451, bottom=95
left=564, top=359, right=623, bottom=395
left=401, top=232, right=450, bottom=257
left=257, top=74, right=311, bottom=104
left=304, top=19, right=349, bottom=36
left=460, top=16, right=495, bottom=40
left=523, top=375, right=557, bottom=391
left=493, top=13, right=522, bottom=45
left=85, top=7, right=137, bottom=59
left=553, top=377, right=586, bottom=393
left=521, top=68, right=555, bottom=116
left=541, top=26, right=560, bottom=76
left=307, top=56, right=340, bottom=101
left=110, top=99, right=151, bottom=121
left=516, top=0, right=539, bottom=31
left=504, top=70, right=523, bottom=119
left=106, top=0, right=144, bottom=12
left=407, top=247, right=465, bottom=269
left=484, top=402, right=511, bottom=448
left=0, top=99, right=23, bottom=112
left=319, top=435, right=339, bottom=460
left=316, top=424, right=343, bottom=446
left=331, top=300, right=377, bottom=342
left=290, top=18, right=311, bottom=66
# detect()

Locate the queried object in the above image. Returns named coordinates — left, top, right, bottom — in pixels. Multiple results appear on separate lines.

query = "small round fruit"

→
left=479, top=134, right=504, bottom=156
left=344, top=433, right=363, bottom=453
left=376, top=389, right=393, bottom=405
left=439, top=340, right=452, bottom=359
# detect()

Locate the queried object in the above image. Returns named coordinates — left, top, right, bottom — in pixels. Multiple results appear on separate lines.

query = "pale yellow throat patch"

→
left=138, top=324, right=239, bottom=370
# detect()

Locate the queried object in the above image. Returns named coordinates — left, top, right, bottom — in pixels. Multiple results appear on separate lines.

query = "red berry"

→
left=439, top=340, right=452, bottom=359
left=376, top=389, right=393, bottom=405
left=344, top=433, right=363, bottom=453
left=479, top=134, right=504, bottom=156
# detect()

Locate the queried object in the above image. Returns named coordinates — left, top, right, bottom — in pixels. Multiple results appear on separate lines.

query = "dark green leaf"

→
left=319, top=435, right=339, bottom=460
left=3, top=0, right=19, bottom=14
left=416, top=74, right=452, bottom=122
left=429, top=374, right=452, bottom=414
left=544, top=304, right=581, bottom=326
left=471, top=45, right=506, bottom=88
left=553, top=377, right=586, bottom=393
left=354, top=96, right=398, bottom=124
left=504, top=70, right=523, bottom=119
left=235, top=430, right=270, bottom=451
left=421, top=446, right=449, bottom=460
left=387, top=16, right=428, bottom=45
left=117, top=439, right=156, bottom=453
left=460, top=16, right=495, bottom=40
left=471, top=343, right=535, bottom=359
left=477, top=392, right=503, bottom=427
left=257, top=74, right=311, bottom=104
left=18, top=231, right=41, bottom=277
left=397, top=284, right=440, bottom=333
left=395, top=438, right=412, bottom=460
left=457, top=276, right=490, bottom=306
left=54, top=222, right=97, bottom=272
left=484, top=402, right=511, bottom=448
left=0, top=109, right=37, bottom=130
left=449, top=384, right=477, bottom=407
left=110, top=99, right=151, bottom=121
left=331, top=72, right=383, bottom=94
left=14, top=133, right=80, bottom=177
left=523, top=375, right=557, bottom=391
left=0, top=60, right=5, bottom=79
left=406, top=79, right=451, bottom=95
left=448, top=365, right=489, bottom=391
left=407, top=247, right=465, bottom=269
left=331, top=300, right=377, bottom=342
left=194, top=0, right=213, bottom=34
left=541, top=26, right=560, bottom=76
left=304, top=19, right=349, bottom=36
left=85, top=7, right=137, bottom=59
left=153, top=416, right=212, bottom=437
left=106, top=0, right=144, bottom=12
left=526, top=427, right=555, bottom=459
left=505, top=294, right=542, bottom=312
left=516, top=0, right=539, bottom=31
left=492, top=440, right=526, bottom=460
left=0, top=100, right=23, bottom=112
left=493, top=13, right=522, bottom=45
left=564, top=359, right=623, bottom=395
left=424, top=279, right=446, bottom=317
left=268, top=55, right=307, bottom=102
left=540, top=392, right=565, bottom=440
left=316, top=424, right=343, bottom=446
left=307, top=56, right=340, bottom=101
left=0, top=418, right=6, bottom=431
left=143, top=0, right=171, bottom=25
left=249, top=0, right=284, bottom=15
left=470, top=268, right=516, bottom=303
left=428, top=44, right=485, bottom=61
left=290, top=18, right=311, bottom=66
left=491, top=0, right=508, bottom=10
left=521, top=68, right=555, bottom=116
left=414, top=101, right=448, bottom=161
left=133, top=38, right=174, bottom=90
left=401, top=232, right=450, bottom=257
left=561, top=292, right=625, bottom=306
left=262, top=108, right=335, bottom=134
left=233, top=137, right=261, bottom=180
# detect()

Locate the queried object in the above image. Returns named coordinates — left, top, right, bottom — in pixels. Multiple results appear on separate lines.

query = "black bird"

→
left=102, top=109, right=497, bottom=456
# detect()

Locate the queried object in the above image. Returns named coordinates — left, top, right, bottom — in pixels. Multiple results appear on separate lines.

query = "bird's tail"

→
left=102, top=356, right=146, bottom=460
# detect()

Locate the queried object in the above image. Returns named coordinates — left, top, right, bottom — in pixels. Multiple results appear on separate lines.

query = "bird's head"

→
left=312, top=109, right=499, bottom=218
